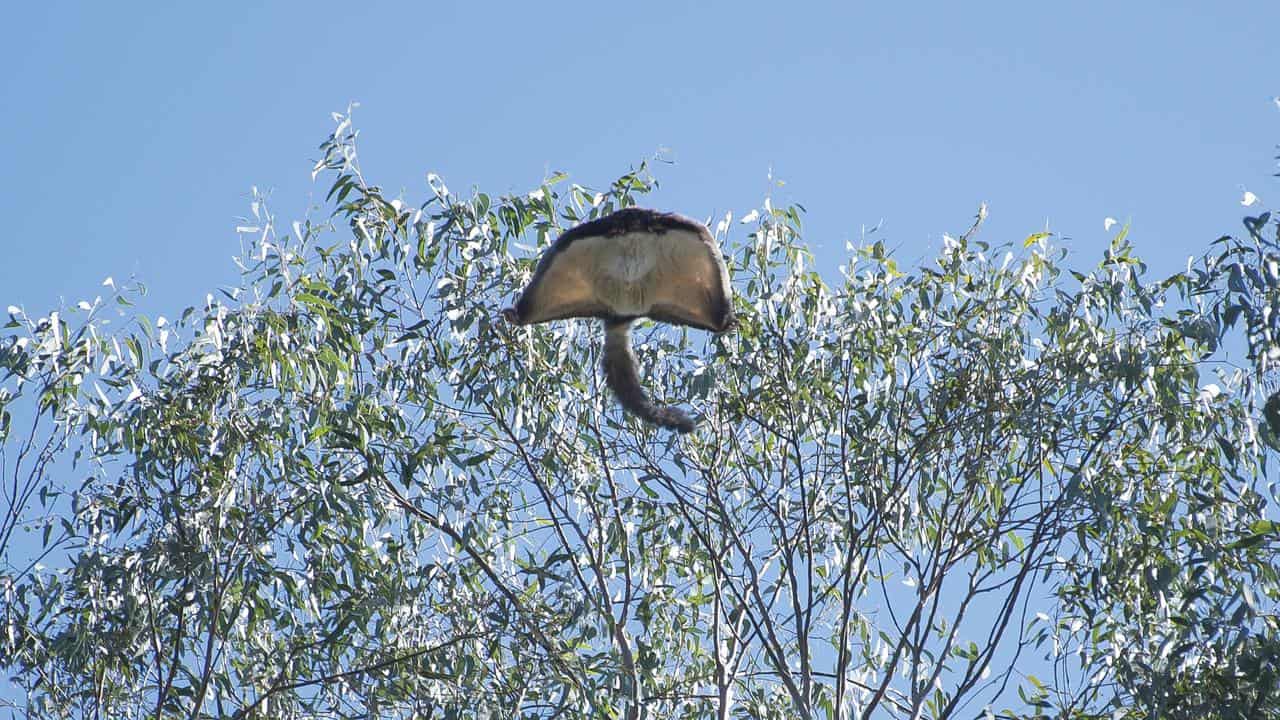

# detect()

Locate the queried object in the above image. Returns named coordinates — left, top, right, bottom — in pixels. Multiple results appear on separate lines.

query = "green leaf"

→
left=1024, top=231, right=1051, bottom=247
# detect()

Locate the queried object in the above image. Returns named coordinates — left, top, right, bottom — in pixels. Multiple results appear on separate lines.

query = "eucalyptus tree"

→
left=2, top=111, right=1278, bottom=719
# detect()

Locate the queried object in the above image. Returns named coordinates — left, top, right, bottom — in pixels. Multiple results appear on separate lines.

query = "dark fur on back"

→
left=602, top=320, right=696, bottom=433
left=556, top=207, right=706, bottom=248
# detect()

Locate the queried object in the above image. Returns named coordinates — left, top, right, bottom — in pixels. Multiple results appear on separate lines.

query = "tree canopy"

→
left=3, top=111, right=1279, bottom=719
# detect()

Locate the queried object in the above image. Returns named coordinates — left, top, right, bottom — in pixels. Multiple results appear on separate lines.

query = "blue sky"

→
left=2, top=3, right=1277, bottom=318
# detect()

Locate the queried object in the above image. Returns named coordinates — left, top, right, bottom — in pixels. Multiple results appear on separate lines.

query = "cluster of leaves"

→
left=2, top=110, right=1279, bottom=719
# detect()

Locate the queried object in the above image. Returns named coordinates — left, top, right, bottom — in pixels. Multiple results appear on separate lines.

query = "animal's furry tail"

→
left=602, top=321, right=696, bottom=433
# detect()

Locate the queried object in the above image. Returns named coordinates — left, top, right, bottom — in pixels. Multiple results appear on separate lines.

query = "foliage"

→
left=2, top=111, right=1279, bottom=719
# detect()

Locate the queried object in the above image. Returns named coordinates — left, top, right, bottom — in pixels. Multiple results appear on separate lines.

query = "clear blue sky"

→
left=2, top=1, right=1278, bottom=322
